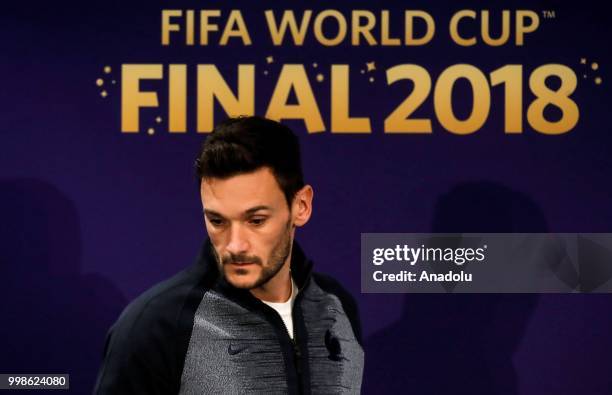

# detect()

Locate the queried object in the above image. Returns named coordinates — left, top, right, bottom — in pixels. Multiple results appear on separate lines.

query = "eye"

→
left=248, top=217, right=267, bottom=226
left=208, top=217, right=226, bottom=227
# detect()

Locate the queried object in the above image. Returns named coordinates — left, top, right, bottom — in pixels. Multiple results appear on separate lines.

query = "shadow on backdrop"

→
left=363, top=181, right=544, bottom=394
left=0, top=179, right=126, bottom=394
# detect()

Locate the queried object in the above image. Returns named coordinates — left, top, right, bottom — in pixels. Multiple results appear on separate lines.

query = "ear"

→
left=291, top=185, right=314, bottom=227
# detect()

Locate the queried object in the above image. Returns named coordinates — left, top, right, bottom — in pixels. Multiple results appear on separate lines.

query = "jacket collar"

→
left=197, top=238, right=313, bottom=305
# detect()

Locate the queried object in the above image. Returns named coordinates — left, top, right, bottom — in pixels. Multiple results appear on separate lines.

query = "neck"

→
left=250, top=261, right=292, bottom=303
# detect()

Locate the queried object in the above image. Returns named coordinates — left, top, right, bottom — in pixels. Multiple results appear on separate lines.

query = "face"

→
left=200, top=167, right=300, bottom=290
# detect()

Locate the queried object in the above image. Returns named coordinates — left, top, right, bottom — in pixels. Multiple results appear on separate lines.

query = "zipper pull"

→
left=292, top=339, right=302, bottom=374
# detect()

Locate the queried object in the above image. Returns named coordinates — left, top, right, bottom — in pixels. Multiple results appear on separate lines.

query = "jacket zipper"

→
left=259, top=277, right=308, bottom=394
left=276, top=311, right=303, bottom=395
left=291, top=289, right=305, bottom=395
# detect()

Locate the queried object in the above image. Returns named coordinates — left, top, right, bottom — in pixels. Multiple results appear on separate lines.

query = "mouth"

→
left=228, top=262, right=257, bottom=267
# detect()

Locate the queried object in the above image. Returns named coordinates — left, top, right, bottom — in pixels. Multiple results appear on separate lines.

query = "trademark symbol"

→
left=542, top=10, right=556, bottom=18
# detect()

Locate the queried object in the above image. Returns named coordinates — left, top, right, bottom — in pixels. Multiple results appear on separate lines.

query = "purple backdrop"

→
left=1, top=0, right=611, bottom=393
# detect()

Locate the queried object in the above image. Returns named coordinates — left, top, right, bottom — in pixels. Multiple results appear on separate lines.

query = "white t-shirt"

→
left=261, top=277, right=298, bottom=339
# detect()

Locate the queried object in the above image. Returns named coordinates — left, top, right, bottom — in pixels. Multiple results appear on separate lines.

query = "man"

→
left=93, top=116, right=364, bottom=394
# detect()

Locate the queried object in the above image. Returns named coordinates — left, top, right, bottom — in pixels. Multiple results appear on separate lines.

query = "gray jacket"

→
left=94, top=239, right=364, bottom=394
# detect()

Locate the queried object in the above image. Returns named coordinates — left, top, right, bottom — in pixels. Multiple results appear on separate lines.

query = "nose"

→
left=225, top=223, right=250, bottom=255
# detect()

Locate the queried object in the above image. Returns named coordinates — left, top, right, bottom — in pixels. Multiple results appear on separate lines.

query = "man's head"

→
left=195, top=116, right=313, bottom=291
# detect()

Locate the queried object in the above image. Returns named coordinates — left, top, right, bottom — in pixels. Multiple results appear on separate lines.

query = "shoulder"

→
left=121, top=264, right=204, bottom=328
left=94, top=264, right=210, bottom=394
left=311, top=272, right=362, bottom=345
left=113, top=262, right=209, bottom=341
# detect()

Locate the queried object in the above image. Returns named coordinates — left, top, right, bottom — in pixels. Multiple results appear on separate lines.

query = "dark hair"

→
left=195, top=116, right=304, bottom=207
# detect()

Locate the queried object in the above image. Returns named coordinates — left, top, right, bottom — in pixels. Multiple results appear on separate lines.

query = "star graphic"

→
left=316, top=74, right=324, bottom=82
left=266, top=56, right=274, bottom=64
left=580, top=58, right=586, bottom=64
left=155, top=116, right=162, bottom=123
left=366, top=61, right=376, bottom=72
left=100, top=90, right=108, bottom=98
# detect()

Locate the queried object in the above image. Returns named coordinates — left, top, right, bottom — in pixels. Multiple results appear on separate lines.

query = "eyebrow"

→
left=204, top=205, right=273, bottom=218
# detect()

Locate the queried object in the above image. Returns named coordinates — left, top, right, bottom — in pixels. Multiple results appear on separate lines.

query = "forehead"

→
left=200, top=167, right=285, bottom=215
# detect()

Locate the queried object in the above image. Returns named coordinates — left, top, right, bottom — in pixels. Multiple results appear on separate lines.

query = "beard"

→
left=213, top=219, right=293, bottom=290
